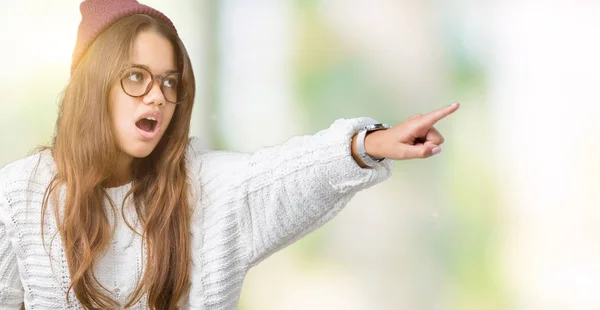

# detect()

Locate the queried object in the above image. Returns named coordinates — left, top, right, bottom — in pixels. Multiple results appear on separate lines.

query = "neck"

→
left=106, top=153, right=133, bottom=188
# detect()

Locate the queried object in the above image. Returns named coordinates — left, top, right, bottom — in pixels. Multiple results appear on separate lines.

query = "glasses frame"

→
left=119, top=65, right=188, bottom=104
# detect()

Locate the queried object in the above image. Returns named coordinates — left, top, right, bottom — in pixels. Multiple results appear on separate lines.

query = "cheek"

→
left=108, top=87, right=135, bottom=133
left=162, top=105, right=177, bottom=131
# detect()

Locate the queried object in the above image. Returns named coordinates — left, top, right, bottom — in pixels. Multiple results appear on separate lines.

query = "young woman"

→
left=0, top=0, right=459, bottom=309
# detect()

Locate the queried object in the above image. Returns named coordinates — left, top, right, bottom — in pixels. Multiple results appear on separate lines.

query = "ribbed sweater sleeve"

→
left=189, top=117, right=394, bottom=270
left=0, top=186, right=25, bottom=309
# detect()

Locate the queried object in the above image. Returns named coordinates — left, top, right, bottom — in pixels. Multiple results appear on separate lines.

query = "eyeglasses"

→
left=120, top=65, right=188, bottom=104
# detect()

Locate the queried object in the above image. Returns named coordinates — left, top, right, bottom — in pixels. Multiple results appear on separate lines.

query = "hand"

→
left=364, top=103, right=460, bottom=160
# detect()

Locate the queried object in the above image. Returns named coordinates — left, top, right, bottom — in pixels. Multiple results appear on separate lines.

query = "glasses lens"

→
left=162, top=73, right=182, bottom=103
left=121, top=67, right=152, bottom=97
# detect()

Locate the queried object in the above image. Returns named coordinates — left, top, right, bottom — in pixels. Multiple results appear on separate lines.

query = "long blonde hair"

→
left=40, top=14, right=196, bottom=309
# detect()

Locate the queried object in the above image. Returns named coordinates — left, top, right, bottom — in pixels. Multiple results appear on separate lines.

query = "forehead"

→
left=130, top=30, right=176, bottom=74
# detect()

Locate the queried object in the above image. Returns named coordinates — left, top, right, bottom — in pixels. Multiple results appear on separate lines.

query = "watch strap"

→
left=356, top=123, right=390, bottom=167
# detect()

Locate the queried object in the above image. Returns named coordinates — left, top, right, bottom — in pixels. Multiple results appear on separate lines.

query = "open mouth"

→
left=136, top=118, right=158, bottom=132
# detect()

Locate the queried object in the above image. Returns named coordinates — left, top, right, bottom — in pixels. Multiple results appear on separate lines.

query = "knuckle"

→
left=410, top=122, right=421, bottom=132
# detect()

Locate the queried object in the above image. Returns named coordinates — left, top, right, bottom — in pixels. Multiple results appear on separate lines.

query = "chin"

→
left=126, top=144, right=159, bottom=159
left=134, top=149, right=156, bottom=159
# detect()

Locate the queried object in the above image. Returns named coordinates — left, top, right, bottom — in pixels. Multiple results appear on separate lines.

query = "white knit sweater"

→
left=0, top=117, right=393, bottom=310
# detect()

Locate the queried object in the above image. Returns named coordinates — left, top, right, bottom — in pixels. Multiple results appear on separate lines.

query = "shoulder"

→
left=186, top=136, right=250, bottom=181
left=186, top=136, right=208, bottom=159
left=185, top=137, right=252, bottom=213
left=0, top=151, right=54, bottom=225
left=0, top=150, right=55, bottom=199
left=1, top=150, right=54, bottom=181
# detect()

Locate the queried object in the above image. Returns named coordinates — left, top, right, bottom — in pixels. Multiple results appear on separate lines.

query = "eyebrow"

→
left=131, top=63, right=178, bottom=75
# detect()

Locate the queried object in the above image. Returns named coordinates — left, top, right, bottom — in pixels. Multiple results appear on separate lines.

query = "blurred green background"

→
left=1, top=1, right=599, bottom=309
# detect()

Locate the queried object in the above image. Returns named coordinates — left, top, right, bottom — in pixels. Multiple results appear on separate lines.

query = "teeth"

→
left=145, top=116, right=156, bottom=121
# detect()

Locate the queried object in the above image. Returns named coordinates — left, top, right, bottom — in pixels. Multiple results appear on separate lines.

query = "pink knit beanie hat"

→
left=71, top=0, right=177, bottom=75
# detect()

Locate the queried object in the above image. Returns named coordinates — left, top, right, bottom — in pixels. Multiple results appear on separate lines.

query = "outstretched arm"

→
left=185, top=104, right=459, bottom=307
left=190, top=117, right=394, bottom=267
left=188, top=103, right=459, bottom=268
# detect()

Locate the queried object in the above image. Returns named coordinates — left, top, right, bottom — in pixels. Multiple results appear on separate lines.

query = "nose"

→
left=142, top=78, right=165, bottom=106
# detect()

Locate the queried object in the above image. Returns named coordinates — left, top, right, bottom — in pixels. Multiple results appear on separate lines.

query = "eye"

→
left=127, top=71, right=144, bottom=83
left=163, top=77, right=179, bottom=89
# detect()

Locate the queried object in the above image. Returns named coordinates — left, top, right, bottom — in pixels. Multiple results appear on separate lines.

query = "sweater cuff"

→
left=323, top=117, right=394, bottom=194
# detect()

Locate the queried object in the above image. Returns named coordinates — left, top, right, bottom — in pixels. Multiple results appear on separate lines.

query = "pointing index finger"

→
left=421, top=103, right=460, bottom=127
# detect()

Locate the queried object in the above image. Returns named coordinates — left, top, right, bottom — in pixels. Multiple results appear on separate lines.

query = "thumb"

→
left=403, top=143, right=442, bottom=159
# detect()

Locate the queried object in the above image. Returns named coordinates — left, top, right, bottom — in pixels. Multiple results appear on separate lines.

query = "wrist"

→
left=364, top=130, right=385, bottom=159
left=351, top=123, right=390, bottom=168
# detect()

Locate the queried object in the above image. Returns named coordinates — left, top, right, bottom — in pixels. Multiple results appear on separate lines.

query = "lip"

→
left=134, top=110, right=162, bottom=141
